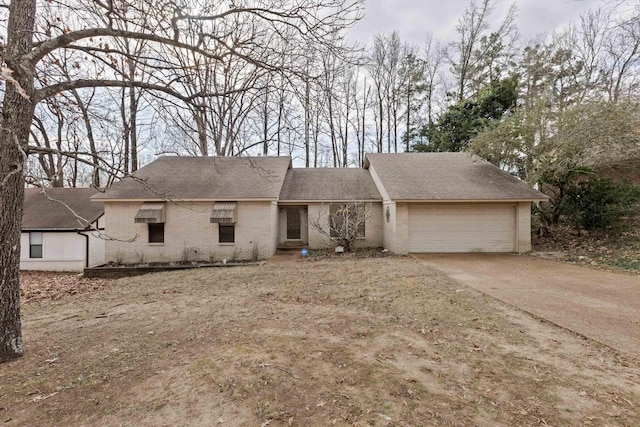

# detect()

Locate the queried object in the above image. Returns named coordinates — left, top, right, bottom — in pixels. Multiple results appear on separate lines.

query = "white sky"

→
left=348, top=0, right=605, bottom=46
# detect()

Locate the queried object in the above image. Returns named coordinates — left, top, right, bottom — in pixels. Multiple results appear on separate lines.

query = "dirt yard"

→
left=2, top=258, right=639, bottom=426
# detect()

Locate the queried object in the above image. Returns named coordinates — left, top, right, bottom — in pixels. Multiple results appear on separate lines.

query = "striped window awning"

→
left=210, top=202, right=237, bottom=224
left=134, top=202, right=166, bottom=223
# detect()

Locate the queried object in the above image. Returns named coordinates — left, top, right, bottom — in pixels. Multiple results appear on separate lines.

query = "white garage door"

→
left=408, top=204, right=516, bottom=253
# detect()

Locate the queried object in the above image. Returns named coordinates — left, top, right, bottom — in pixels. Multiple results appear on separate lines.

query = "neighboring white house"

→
left=21, top=188, right=105, bottom=272
left=92, top=153, right=548, bottom=264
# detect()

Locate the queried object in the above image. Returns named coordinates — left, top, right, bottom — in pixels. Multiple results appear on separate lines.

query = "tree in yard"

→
left=469, top=100, right=640, bottom=227
left=0, top=0, right=363, bottom=362
left=414, top=75, right=518, bottom=152
left=309, top=201, right=373, bottom=251
left=366, top=31, right=406, bottom=153
left=447, top=0, right=518, bottom=102
left=397, top=48, right=427, bottom=153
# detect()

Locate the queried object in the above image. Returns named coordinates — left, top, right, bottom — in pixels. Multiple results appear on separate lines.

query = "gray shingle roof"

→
left=93, top=156, right=292, bottom=200
left=22, top=188, right=104, bottom=230
left=365, top=152, right=548, bottom=201
left=279, top=168, right=382, bottom=201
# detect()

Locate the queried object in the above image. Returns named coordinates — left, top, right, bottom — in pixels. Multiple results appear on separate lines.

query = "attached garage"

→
left=365, top=153, right=549, bottom=255
left=408, top=203, right=517, bottom=253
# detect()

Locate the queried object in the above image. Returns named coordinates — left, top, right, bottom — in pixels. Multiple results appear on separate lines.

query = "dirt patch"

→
left=3, top=258, right=639, bottom=426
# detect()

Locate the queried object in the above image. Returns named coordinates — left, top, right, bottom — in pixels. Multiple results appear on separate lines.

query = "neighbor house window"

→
left=29, top=232, right=43, bottom=258
left=219, top=224, right=235, bottom=243
left=329, top=203, right=365, bottom=238
left=148, top=223, right=165, bottom=243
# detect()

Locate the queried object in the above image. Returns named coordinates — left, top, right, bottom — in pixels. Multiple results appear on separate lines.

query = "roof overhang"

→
left=278, top=199, right=383, bottom=204
left=95, top=198, right=276, bottom=202
left=390, top=198, right=549, bottom=203
left=22, top=228, right=81, bottom=232
left=210, top=202, right=237, bottom=224
left=134, top=202, right=166, bottom=223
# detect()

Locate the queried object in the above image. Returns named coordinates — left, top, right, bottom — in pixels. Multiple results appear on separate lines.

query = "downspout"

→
left=77, top=231, right=89, bottom=269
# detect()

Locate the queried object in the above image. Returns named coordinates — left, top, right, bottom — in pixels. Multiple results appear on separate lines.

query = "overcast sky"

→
left=348, top=0, right=605, bottom=46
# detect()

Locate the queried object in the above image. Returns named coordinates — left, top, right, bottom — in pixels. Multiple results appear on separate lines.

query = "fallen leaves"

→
left=20, top=271, right=113, bottom=304
left=533, top=223, right=640, bottom=274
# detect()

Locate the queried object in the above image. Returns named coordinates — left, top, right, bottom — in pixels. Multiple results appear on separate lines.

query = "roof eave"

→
left=390, top=198, right=549, bottom=203
left=278, top=199, right=383, bottom=204
left=94, top=197, right=279, bottom=202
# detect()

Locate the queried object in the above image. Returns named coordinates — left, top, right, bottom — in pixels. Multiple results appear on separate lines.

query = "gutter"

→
left=76, top=231, right=90, bottom=268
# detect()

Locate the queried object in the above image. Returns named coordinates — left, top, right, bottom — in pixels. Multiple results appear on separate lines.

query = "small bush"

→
left=561, top=177, right=640, bottom=231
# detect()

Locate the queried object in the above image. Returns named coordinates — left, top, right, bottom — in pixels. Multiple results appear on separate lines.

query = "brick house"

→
left=93, top=153, right=547, bottom=264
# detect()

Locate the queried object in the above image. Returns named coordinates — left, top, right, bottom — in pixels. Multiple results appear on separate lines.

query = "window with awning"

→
left=134, top=202, right=166, bottom=223
left=210, top=202, right=237, bottom=224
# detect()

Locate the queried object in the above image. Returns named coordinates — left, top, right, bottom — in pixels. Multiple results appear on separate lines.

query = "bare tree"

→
left=352, top=71, right=371, bottom=166
left=366, top=31, right=406, bottom=153
left=0, top=0, right=364, bottom=362
left=367, top=33, right=387, bottom=153
left=422, top=34, right=445, bottom=131
left=602, top=8, right=640, bottom=102
left=448, top=0, right=518, bottom=102
left=309, top=200, right=374, bottom=251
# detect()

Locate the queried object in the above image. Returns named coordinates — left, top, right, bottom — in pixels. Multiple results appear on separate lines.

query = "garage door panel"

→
left=408, top=204, right=516, bottom=253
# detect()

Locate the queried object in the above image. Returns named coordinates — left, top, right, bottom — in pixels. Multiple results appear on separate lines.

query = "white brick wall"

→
left=395, top=203, right=409, bottom=255
left=104, top=201, right=277, bottom=264
left=517, top=202, right=532, bottom=253
left=381, top=202, right=396, bottom=253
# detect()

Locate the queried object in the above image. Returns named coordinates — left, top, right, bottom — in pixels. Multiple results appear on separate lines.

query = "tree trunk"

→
left=377, top=95, right=383, bottom=153
left=70, top=88, right=100, bottom=187
left=0, top=0, right=37, bottom=363
left=195, top=107, right=208, bottom=156
left=304, top=77, right=310, bottom=167
left=120, top=88, right=130, bottom=175
left=129, top=85, right=138, bottom=172
left=262, top=90, right=269, bottom=155
left=327, top=93, right=338, bottom=167
left=277, top=91, right=284, bottom=157
left=343, top=107, right=349, bottom=167
left=405, top=83, right=411, bottom=152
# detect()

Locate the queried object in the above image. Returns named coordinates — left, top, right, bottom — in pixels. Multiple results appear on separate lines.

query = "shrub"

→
left=561, top=177, right=640, bottom=231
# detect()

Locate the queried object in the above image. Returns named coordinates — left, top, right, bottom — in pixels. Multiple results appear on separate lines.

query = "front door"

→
left=287, top=207, right=301, bottom=240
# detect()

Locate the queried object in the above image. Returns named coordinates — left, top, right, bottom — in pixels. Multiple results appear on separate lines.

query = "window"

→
left=148, top=223, right=165, bottom=243
left=329, top=203, right=365, bottom=238
left=29, top=232, right=43, bottom=258
left=219, top=224, right=235, bottom=243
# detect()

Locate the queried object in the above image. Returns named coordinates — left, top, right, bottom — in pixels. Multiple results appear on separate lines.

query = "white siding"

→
left=407, top=203, right=517, bottom=253
left=87, top=231, right=106, bottom=267
left=20, top=231, right=86, bottom=272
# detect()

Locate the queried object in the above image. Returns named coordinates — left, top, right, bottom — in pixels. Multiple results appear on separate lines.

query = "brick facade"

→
left=104, top=201, right=277, bottom=264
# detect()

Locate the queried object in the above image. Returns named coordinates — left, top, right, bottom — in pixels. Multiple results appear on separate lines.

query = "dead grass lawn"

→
left=1, top=258, right=639, bottom=426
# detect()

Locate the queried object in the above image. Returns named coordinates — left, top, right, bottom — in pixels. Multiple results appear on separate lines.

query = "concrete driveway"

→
left=412, top=253, right=640, bottom=357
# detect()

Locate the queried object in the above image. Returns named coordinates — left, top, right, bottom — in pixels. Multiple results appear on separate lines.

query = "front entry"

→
left=279, top=205, right=308, bottom=246
left=287, top=207, right=301, bottom=240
